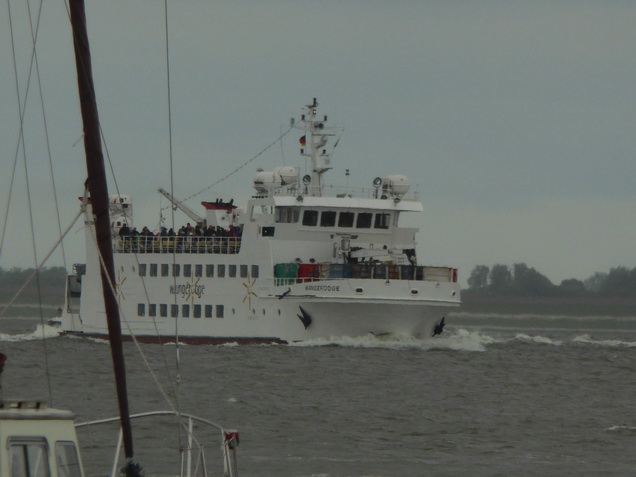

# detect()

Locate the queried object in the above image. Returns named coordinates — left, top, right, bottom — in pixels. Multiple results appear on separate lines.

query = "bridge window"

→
left=338, top=212, right=354, bottom=228
left=302, top=210, right=318, bottom=226
left=374, top=213, right=391, bottom=229
left=356, top=212, right=372, bottom=228
left=275, top=207, right=299, bottom=223
left=320, top=211, right=337, bottom=227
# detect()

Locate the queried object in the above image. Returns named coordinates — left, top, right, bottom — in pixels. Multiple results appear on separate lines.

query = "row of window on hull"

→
left=138, top=263, right=260, bottom=279
left=138, top=303, right=225, bottom=319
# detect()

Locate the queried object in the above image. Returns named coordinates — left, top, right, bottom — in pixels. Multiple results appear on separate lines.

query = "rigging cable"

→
left=172, top=125, right=293, bottom=206
left=163, top=0, right=185, bottom=463
left=5, top=0, right=54, bottom=405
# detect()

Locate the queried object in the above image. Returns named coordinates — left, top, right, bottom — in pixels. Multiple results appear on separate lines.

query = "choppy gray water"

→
left=2, top=314, right=636, bottom=476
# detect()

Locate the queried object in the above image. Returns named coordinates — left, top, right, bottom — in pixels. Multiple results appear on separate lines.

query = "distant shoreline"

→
left=456, top=296, right=636, bottom=317
left=0, top=303, right=62, bottom=318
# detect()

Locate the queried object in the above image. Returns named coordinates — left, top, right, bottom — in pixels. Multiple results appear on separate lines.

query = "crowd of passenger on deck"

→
left=116, top=222, right=242, bottom=253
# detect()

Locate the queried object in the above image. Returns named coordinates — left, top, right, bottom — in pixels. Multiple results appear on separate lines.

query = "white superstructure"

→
left=61, top=100, right=460, bottom=343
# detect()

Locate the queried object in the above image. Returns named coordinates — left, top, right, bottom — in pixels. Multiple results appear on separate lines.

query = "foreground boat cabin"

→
left=0, top=400, right=84, bottom=477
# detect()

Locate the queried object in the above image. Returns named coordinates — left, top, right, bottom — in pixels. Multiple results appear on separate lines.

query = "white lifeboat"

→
left=381, top=175, right=410, bottom=197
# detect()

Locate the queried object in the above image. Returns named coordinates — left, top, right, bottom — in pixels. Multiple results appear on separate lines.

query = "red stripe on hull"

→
left=61, top=331, right=287, bottom=345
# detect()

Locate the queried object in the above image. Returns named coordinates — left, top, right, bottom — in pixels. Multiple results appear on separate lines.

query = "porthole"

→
left=411, top=289, right=419, bottom=295
left=355, top=287, right=364, bottom=294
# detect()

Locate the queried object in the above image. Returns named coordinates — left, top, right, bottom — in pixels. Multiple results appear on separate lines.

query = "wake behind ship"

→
left=61, top=100, right=460, bottom=343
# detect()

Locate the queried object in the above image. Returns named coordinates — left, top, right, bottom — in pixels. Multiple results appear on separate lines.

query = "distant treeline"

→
left=466, top=263, right=636, bottom=298
left=0, top=266, right=67, bottom=305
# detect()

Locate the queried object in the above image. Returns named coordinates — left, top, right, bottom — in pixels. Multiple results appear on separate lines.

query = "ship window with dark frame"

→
left=149, top=304, right=156, bottom=317
left=205, top=304, right=213, bottom=318
left=195, top=264, right=203, bottom=277
left=374, top=213, right=391, bottom=229
left=137, top=303, right=145, bottom=316
left=229, top=265, right=237, bottom=277
left=160, top=304, right=168, bottom=317
left=302, top=210, right=318, bottom=226
left=240, top=264, right=248, bottom=278
left=172, top=264, right=180, bottom=277
left=218, top=264, right=226, bottom=277
left=206, top=264, right=214, bottom=277
left=139, top=264, right=147, bottom=277
left=171, top=304, right=179, bottom=318
left=216, top=305, right=224, bottom=318
left=150, top=264, right=158, bottom=277
left=275, top=207, right=300, bottom=223
left=10, top=440, right=51, bottom=477
left=320, top=211, right=337, bottom=227
left=193, top=304, right=201, bottom=318
left=338, top=212, right=354, bottom=228
left=184, top=264, right=192, bottom=277
left=55, top=441, right=82, bottom=477
left=251, top=265, right=259, bottom=278
left=182, top=304, right=190, bottom=318
left=161, top=264, right=169, bottom=277
left=356, top=212, right=372, bottom=228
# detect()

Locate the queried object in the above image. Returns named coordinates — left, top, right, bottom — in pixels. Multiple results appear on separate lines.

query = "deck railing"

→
left=255, top=184, right=420, bottom=201
left=274, top=263, right=458, bottom=286
left=114, top=236, right=242, bottom=254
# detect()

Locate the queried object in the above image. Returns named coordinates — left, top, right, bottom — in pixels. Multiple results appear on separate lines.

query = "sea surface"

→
left=2, top=313, right=636, bottom=477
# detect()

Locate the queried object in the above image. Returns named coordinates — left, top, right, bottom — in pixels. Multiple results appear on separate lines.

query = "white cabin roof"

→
left=0, top=400, right=75, bottom=420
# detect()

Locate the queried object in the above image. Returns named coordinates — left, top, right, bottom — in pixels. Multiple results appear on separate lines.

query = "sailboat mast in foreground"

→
left=68, top=0, right=139, bottom=473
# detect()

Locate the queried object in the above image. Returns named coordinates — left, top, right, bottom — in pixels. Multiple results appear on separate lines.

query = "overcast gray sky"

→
left=1, top=0, right=635, bottom=286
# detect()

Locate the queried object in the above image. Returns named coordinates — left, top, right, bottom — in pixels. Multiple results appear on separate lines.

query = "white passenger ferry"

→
left=61, top=99, right=460, bottom=344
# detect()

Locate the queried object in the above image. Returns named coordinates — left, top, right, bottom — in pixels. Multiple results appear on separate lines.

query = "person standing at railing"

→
left=119, top=223, right=131, bottom=252
left=131, top=227, right=139, bottom=252
left=140, top=226, right=153, bottom=252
